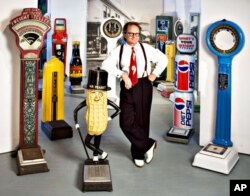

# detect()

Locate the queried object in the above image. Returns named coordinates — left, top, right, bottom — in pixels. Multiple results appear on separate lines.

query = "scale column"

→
left=9, top=8, right=51, bottom=175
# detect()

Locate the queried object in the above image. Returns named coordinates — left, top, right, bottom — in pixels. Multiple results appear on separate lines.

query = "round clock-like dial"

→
left=103, top=19, right=122, bottom=38
left=210, top=25, right=239, bottom=54
left=19, top=32, right=42, bottom=50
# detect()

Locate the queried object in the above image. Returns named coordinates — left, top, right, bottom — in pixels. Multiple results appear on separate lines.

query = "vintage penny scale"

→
left=9, top=8, right=51, bottom=175
left=193, top=19, right=245, bottom=174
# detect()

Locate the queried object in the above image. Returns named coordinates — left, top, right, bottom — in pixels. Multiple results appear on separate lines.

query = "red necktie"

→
left=129, top=47, right=138, bottom=86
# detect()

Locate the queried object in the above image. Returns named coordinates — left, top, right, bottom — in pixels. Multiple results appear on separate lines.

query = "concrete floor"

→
left=0, top=81, right=249, bottom=196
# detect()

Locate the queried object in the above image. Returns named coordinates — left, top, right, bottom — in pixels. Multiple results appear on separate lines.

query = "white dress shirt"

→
left=101, top=42, right=168, bottom=79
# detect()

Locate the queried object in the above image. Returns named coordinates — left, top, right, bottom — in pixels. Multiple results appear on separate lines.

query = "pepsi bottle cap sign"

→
left=176, top=34, right=197, bottom=54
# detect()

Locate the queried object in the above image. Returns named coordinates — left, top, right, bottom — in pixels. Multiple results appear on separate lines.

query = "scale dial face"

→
left=19, top=32, right=42, bottom=50
left=103, top=19, right=122, bottom=38
left=210, top=25, right=239, bottom=54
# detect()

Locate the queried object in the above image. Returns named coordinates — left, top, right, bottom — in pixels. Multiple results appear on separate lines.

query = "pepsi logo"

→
left=175, top=97, right=185, bottom=110
left=178, top=60, right=189, bottom=72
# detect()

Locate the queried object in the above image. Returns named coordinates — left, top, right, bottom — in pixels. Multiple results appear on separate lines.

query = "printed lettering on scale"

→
left=174, top=60, right=195, bottom=91
left=178, top=36, right=195, bottom=50
left=189, top=62, right=195, bottom=88
left=181, top=100, right=192, bottom=126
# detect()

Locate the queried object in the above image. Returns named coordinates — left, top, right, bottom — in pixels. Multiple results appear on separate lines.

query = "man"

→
left=102, top=22, right=167, bottom=167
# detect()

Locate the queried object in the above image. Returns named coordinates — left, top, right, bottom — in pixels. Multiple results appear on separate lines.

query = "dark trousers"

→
left=119, top=77, right=155, bottom=159
left=85, top=134, right=103, bottom=156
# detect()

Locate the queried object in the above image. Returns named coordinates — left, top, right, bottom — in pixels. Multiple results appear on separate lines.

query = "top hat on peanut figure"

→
left=83, top=67, right=111, bottom=91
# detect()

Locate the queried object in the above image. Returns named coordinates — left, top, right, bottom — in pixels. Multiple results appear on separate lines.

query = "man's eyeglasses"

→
left=126, top=32, right=140, bottom=37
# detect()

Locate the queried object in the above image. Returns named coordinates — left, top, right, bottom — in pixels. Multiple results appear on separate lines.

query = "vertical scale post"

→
left=52, top=18, right=68, bottom=77
left=192, top=19, right=244, bottom=174
left=9, top=8, right=51, bottom=175
left=166, top=34, right=197, bottom=144
left=155, top=16, right=173, bottom=81
left=165, top=41, right=176, bottom=83
left=41, top=57, right=73, bottom=140
left=206, top=20, right=245, bottom=148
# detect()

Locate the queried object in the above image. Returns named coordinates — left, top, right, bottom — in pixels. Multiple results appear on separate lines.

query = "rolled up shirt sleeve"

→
left=147, top=45, right=168, bottom=77
left=101, top=46, right=124, bottom=78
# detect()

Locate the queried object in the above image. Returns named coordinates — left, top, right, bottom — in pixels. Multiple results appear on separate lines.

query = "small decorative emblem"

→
left=103, top=19, right=122, bottom=38
left=131, top=65, right=137, bottom=75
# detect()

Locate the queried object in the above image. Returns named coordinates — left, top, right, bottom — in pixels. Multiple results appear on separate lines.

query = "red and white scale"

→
left=9, top=8, right=51, bottom=175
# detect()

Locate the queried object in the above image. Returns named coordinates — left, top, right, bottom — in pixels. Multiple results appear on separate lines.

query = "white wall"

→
left=163, top=0, right=176, bottom=15
left=163, top=0, right=200, bottom=33
left=199, top=0, right=250, bottom=154
left=48, top=0, right=88, bottom=76
left=0, top=0, right=37, bottom=153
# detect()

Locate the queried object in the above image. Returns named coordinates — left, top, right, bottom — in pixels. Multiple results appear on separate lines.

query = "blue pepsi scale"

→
left=193, top=19, right=245, bottom=174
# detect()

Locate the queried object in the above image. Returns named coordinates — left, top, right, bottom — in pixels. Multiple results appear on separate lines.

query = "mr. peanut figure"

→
left=74, top=67, right=120, bottom=162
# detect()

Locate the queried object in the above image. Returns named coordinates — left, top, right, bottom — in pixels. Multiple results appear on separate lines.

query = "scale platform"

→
left=70, top=85, right=85, bottom=94
left=166, top=127, right=193, bottom=144
left=41, top=120, right=73, bottom=140
left=82, top=159, right=113, bottom=192
left=192, top=143, right=239, bottom=174
left=156, top=81, right=174, bottom=92
left=17, top=147, right=49, bottom=175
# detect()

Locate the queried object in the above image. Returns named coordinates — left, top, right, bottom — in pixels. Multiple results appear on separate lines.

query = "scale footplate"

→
left=41, top=120, right=73, bottom=140
left=17, top=147, right=49, bottom=175
left=166, top=127, right=193, bottom=144
left=82, top=159, right=112, bottom=192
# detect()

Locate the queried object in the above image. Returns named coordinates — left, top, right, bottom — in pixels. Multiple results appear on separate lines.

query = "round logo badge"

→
left=103, top=19, right=122, bottom=38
